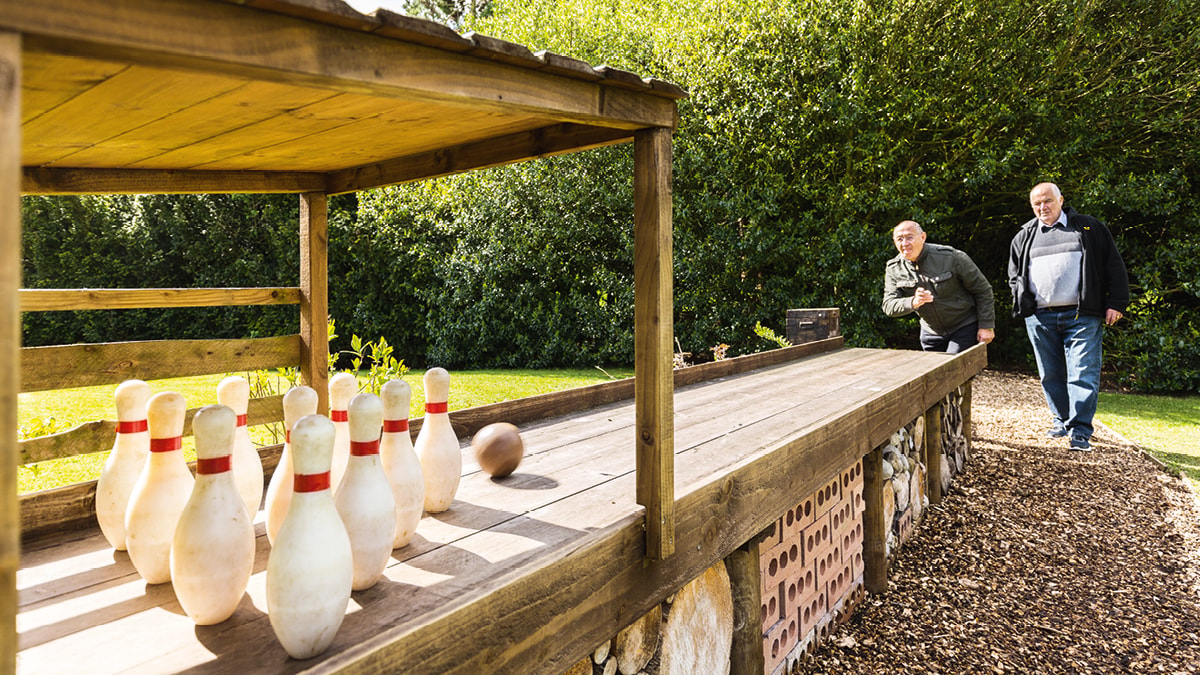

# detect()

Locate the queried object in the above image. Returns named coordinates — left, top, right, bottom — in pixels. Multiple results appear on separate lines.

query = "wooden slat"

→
left=18, top=394, right=284, bottom=465
left=4, top=0, right=681, bottom=132
left=963, top=376, right=974, bottom=454
left=19, top=335, right=301, bottom=393
left=633, top=127, right=674, bottom=560
left=21, top=166, right=327, bottom=194
left=2, top=28, right=22, bottom=675
left=19, top=287, right=300, bottom=312
left=299, top=193, right=329, bottom=415
left=326, top=122, right=634, bottom=194
left=370, top=9, right=473, bottom=52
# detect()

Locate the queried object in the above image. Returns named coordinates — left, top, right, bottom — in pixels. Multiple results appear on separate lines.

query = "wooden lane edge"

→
left=19, top=287, right=301, bottom=311
left=19, top=394, right=285, bottom=465
left=2, top=28, right=22, bottom=675
left=20, top=335, right=301, bottom=393
left=18, top=443, right=283, bottom=543
left=304, top=349, right=986, bottom=674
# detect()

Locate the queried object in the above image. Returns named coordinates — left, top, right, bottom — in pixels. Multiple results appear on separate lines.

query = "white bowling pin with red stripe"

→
left=125, top=392, right=194, bottom=584
left=267, top=413, right=353, bottom=660
left=334, top=393, right=395, bottom=590
left=96, top=379, right=152, bottom=551
left=414, top=368, right=461, bottom=513
left=379, top=379, right=423, bottom=548
left=265, top=386, right=318, bottom=545
left=328, top=372, right=358, bottom=493
left=217, top=376, right=265, bottom=518
left=171, top=404, right=255, bottom=624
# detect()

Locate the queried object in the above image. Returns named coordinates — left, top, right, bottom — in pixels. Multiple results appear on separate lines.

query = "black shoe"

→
left=1069, top=435, right=1091, bottom=451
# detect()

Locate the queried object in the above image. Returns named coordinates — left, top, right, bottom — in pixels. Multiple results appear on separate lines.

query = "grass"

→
left=17, top=366, right=633, bottom=495
left=1097, top=392, right=1200, bottom=493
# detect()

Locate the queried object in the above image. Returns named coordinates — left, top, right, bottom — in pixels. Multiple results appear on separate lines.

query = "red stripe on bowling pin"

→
left=425, top=402, right=448, bottom=414
left=383, top=419, right=409, bottom=433
left=350, top=440, right=380, bottom=456
left=149, top=436, right=182, bottom=453
left=294, top=472, right=331, bottom=493
left=331, top=409, right=349, bottom=422
left=236, top=414, right=248, bottom=427
left=196, top=455, right=232, bottom=474
left=116, top=419, right=148, bottom=434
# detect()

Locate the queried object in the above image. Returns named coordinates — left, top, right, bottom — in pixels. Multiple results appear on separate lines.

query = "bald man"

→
left=882, top=220, right=995, bottom=353
left=1009, top=182, right=1129, bottom=451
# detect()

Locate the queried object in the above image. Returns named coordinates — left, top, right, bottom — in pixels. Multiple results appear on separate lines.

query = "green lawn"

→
left=1098, top=392, right=1200, bottom=492
left=18, top=366, right=633, bottom=495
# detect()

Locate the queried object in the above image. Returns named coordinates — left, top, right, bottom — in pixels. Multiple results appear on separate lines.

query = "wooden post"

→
left=726, top=539, right=765, bottom=675
left=299, top=192, right=330, bottom=415
left=925, top=402, right=943, bottom=505
left=862, top=446, right=888, bottom=594
left=633, top=128, right=675, bottom=560
left=962, top=378, right=973, bottom=457
left=1, top=29, right=21, bottom=674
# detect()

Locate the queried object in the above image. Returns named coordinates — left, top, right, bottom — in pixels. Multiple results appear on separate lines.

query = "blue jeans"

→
left=1024, top=309, right=1103, bottom=439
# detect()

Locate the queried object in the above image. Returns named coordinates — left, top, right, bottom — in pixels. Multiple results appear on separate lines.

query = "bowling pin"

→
left=379, top=379, right=424, bottom=548
left=414, top=367, right=461, bottom=513
left=265, top=386, right=318, bottom=545
left=96, top=379, right=152, bottom=551
left=266, top=414, right=353, bottom=660
left=217, top=376, right=265, bottom=518
left=125, top=392, right=194, bottom=584
left=328, top=372, right=358, bottom=493
left=334, top=393, right=395, bottom=590
left=171, top=404, right=255, bottom=625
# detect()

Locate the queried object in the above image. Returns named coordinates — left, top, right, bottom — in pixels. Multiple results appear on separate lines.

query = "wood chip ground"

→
left=802, top=369, right=1200, bottom=674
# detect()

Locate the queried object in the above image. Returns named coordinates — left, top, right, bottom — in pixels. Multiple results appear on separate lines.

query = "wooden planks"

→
left=15, top=347, right=986, bottom=675
left=19, top=287, right=300, bottom=312
left=2, top=28, right=22, bottom=674
left=19, top=336, right=301, bottom=393
left=633, top=127, right=674, bottom=560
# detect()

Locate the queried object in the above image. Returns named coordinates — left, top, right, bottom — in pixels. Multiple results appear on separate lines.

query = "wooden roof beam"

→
left=327, top=122, right=634, bottom=194
left=22, top=167, right=326, bottom=195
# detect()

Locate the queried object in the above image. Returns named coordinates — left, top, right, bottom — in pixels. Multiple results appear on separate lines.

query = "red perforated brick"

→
left=785, top=562, right=818, bottom=616
left=829, top=499, right=855, bottom=536
left=761, top=516, right=783, bottom=549
left=802, top=513, right=833, bottom=562
left=840, top=459, right=863, bottom=494
left=763, top=613, right=800, bottom=675
left=813, top=476, right=842, bottom=516
left=799, top=584, right=828, bottom=638
left=813, top=545, right=843, bottom=588
left=761, top=578, right=783, bottom=628
left=826, top=561, right=855, bottom=607
left=786, top=493, right=817, bottom=531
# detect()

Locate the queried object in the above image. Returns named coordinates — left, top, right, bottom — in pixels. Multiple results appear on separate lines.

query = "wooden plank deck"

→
left=16, top=346, right=983, bottom=674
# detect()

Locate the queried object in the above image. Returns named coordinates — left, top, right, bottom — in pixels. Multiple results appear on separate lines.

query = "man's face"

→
left=1030, top=185, right=1064, bottom=226
left=893, top=224, right=926, bottom=262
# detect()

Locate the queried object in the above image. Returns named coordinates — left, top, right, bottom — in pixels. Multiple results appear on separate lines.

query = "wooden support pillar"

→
left=862, top=446, right=888, bottom=595
left=726, top=538, right=765, bottom=675
left=925, top=402, right=944, bottom=505
left=962, top=378, right=973, bottom=457
left=633, top=127, right=675, bottom=560
left=299, top=192, right=330, bottom=415
left=0, top=29, right=21, bottom=674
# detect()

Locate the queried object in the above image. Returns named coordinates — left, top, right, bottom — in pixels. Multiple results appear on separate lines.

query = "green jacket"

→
left=882, top=243, right=995, bottom=335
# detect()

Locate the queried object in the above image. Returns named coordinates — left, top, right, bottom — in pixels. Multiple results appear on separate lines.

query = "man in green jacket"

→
left=882, top=220, right=995, bottom=353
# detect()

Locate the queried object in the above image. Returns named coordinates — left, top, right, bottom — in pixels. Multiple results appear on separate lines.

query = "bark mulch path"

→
left=801, top=369, right=1200, bottom=674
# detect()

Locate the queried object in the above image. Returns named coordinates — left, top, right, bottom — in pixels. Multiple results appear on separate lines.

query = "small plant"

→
left=710, top=343, right=730, bottom=361
left=19, top=417, right=64, bottom=441
left=673, top=338, right=691, bottom=369
left=339, top=333, right=410, bottom=396
left=753, top=322, right=791, bottom=350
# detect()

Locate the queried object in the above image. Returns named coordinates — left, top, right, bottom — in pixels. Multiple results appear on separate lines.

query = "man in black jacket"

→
left=1008, top=183, right=1129, bottom=451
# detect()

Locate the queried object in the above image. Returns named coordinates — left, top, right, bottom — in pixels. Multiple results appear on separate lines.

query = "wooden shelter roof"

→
left=6, top=0, right=685, bottom=195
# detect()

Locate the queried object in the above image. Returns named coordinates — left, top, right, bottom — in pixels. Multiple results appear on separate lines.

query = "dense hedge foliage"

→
left=19, top=0, right=1200, bottom=392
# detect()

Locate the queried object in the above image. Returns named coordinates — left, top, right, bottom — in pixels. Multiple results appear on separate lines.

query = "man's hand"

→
left=977, top=328, right=995, bottom=344
left=912, top=287, right=934, bottom=308
left=1105, top=308, right=1124, bottom=326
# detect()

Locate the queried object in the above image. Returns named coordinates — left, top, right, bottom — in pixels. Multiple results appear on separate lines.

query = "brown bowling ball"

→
left=472, top=422, right=524, bottom=478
